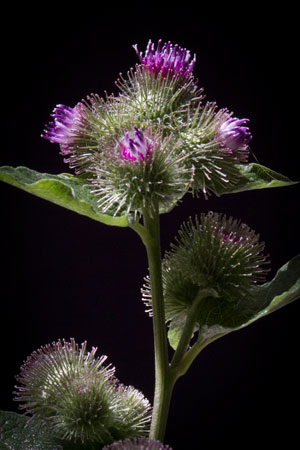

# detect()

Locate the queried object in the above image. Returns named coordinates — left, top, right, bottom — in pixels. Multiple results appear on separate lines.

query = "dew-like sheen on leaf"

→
left=0, top=410, right=86, bottom=450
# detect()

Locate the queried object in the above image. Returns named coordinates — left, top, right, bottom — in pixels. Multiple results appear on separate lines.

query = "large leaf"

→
left=0, top=166, right=128, bottom=227
left=0, top=411, right=71, bottom=450
left=0, top=410, right=101, bottom=449
left=168, top=256, right=300, bottom=353
left=0, top=410, right=60, bottom=449
left=223, top=163, right=297, bottom=194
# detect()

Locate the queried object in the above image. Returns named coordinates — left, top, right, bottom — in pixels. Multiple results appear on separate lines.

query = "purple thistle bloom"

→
left=42, top=104, right=82, bottom=152
left=133, top=39, right=196, bottom=79
left=119, top=127, right=153, bottom=161
left=218, top=117, right=252, bottom=150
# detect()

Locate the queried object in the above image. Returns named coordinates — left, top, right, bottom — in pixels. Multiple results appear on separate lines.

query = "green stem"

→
left=170, top=293, right=201, bottom=370
left=170, top=289, right=212, bottom=376
left=135, top=213, right=218, bottom=440
left=142, top=206, right=172, bottom=442
left=129, top=220, right=152, bottom=247
left=170, top=288, right=222, bottom=378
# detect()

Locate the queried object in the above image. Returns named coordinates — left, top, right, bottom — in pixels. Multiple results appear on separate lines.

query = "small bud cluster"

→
left=104, top=437, right=172, bottom=450
left=14, top=339, right=151, bottom=446
left=42, top=40, right=252, bottom=217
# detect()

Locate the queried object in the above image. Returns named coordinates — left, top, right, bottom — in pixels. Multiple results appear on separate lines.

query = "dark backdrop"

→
left=1, top=6, right=299, bottom=448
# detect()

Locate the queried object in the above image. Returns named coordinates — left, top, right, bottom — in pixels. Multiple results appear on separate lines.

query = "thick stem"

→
left=142, top=206, right=171, bottom=442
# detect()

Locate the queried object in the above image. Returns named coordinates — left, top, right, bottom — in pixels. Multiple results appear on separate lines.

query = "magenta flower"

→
left=133, top=39, right=196, bottom=79
left=119, top=127, right=153, bottom=161
left=42, top=104, right=82, bottom=152
left=218, top=117, right=252, bottom=150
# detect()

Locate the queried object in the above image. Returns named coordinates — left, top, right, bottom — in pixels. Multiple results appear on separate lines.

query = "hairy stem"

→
left=142, top=206, right=172, bottom=442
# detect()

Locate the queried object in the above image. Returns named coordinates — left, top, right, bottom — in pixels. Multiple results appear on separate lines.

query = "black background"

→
left=1, top=5, right=299, bottom=448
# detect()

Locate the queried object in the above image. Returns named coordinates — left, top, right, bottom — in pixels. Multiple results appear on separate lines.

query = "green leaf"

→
left=239, top=254, right=300, bottom=326
left=168, top=312, right=190, bottom=351
left=0, top=410, right=99, bottom=449
left=0, top=166, right=128, bottom=227
left=168, top=256, right=300, bottom=355
left=0, top=411, right=61, bottom=450
left=223, top=163, right=298, bottom=194
left=161, top=163, right=297, bottom=212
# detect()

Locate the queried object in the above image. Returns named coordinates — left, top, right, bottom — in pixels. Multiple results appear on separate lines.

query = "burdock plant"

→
left=0, top=39, right=299, bottom=449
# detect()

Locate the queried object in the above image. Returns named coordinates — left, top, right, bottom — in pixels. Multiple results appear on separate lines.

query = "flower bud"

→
left=166, top=212, right=269, bottom=300
left=179, top=106, right=250, bottom=197
left=143, top=213, right=270, bottom=329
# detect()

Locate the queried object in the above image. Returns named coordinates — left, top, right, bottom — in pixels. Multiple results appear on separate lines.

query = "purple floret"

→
left=42, top=104, right=81, bottom=151
left=134, top=39, right=196, bottom=79
left=119, top=127, right=152, bottom=161
left=218, top=117, right=252, bottom=150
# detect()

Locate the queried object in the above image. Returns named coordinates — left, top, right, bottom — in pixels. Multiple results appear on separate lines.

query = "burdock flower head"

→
left=134, top=39, right=196, bottom=80
left=14, top=339, right=151, bottom=445
left=164, top=212, right=269, bottom=301
left=143, top=212, right=270, bottom=329
left=178, top=106, right=251, bottom=197
left=104, top=438, right=173, bottom=449
left=115, top=39, right=201, bottom=129
left=87, top=127, right=190, bottom=218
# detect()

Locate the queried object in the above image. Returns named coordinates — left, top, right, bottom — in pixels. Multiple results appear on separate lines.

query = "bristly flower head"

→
left=103, top=437, right=172, bottom=450
left=134, top=39, right=196, bottom=80
left=14, top=339, right=151, bottom=445
left=179, top=106, right=250, bottom=197
left=41, top=104, right=82, bottom=151
left=143, top=212, right=270, bottom=323
left=164, top=212, right=269, bottom=301
left=218, top=117, right=252, bottom=151
left=87, top=127, right=190, bottom=218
